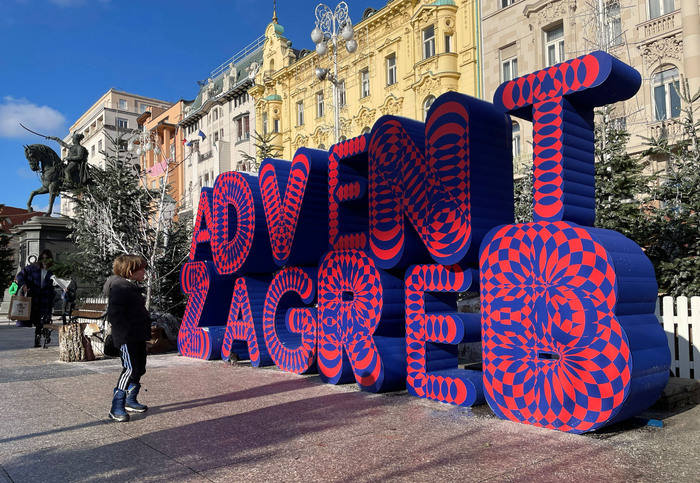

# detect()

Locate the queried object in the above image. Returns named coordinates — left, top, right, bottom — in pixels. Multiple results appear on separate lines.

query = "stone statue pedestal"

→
left=11, top=216, right=73, bottom=270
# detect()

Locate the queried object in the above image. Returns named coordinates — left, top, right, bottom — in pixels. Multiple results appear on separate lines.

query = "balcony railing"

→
left=638, top=10, right=679, bottom=39
left=648, top=118, right=684, bottom=141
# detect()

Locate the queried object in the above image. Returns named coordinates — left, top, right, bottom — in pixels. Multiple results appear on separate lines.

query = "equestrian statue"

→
left=22, top=124, right=91, bottom=217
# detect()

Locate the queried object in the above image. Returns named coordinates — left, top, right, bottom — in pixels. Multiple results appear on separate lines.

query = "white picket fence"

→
left=657, top=296, right=699, bottom=380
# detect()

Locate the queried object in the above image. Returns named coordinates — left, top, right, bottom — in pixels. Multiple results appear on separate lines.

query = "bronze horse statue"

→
left=24, top=144, right=80, bottom=216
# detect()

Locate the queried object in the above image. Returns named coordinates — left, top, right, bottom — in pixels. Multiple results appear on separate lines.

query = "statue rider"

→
left=48, top=132, right=88, bottom=186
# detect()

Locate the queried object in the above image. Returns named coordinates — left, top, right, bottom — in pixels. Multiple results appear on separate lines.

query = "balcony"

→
left=648, top=118, right=684, bottom=141
left=638, top=10, right=679, bottom=41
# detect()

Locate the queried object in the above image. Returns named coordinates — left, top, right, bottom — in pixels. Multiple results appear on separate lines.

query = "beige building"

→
left=59, top=89, right=172, bottom=217
left=480, top=0, right=700, bottom=174
left=251, top=0, right=481, bottom=160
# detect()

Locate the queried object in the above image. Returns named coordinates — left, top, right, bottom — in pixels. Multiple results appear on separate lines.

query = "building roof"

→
left=0, top=206, right=44, bottom=233
left=181, top=36, right=265, bottom=125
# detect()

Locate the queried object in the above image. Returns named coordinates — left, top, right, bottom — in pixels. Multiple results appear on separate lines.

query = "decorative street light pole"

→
left=311, top=2, right=357, bottom=144
left=128, top=126, right=161, bottom=160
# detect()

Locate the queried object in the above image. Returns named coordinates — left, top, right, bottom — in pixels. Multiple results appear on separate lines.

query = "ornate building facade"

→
left=179, top=37, right=264, bottom=214
left=250, top=0, right=481, bottom=159
left=480, top=0, right=700, bottom=175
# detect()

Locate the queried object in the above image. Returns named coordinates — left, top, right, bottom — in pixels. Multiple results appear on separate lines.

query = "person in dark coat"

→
left=103, top=254, right=151, bottom=422
left=16, top=249, right=56, bottom=347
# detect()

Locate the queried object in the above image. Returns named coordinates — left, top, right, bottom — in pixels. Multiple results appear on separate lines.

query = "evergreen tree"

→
left=67, top=133, right=191, bottom=312
left=0, top=205, right=15, bottom=291
left=594, top=106, right=651, bottom=244
left=513, top=166, right=534, bottom=224
left=238, top=130, right=283, bottom=171
left=643, top=79, right=700, bottom=296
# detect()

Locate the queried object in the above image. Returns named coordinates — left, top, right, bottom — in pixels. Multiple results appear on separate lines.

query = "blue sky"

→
left=0, top=0, right=384, bottom=213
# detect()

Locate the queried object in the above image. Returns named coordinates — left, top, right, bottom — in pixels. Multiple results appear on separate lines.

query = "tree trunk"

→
left=53, top=323, right=95, bottom=362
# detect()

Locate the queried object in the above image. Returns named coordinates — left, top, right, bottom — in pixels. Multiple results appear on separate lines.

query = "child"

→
left=103, top=254, right=151, bottom=422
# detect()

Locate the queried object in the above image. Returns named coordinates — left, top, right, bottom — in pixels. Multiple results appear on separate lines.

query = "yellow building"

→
left=250, top=0, right=480, bottom=159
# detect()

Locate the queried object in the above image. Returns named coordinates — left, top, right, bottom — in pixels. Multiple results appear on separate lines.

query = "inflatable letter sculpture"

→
left=482, top=51, right=670, bottom=433
left=178, top=51, right=670, bottom=433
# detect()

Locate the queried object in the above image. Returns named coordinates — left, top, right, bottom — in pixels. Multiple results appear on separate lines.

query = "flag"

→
left=182, top=137, right=187, bottom=145
left=198, top=130, right=206, bottom=141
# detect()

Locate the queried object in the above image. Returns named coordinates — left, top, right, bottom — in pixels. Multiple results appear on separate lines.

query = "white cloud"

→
left=0, top=97, right=66, bottom=139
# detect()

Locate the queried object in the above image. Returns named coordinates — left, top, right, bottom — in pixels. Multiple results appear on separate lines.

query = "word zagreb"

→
left=178, top=51, right=670, bottom=434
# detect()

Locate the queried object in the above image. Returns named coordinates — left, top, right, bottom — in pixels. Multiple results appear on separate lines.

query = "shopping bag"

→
left=8, top=295, right=32, bottom=321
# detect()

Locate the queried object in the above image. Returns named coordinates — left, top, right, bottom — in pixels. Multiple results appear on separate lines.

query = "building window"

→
left=273, top=119, right=280, bottom=133
left=244, top=115, right=250, bottom=139
left=423, top=95, right=436, bottom=121
left=512, top=122, right=521, bottom=158
left=649, top=0, right=674, bottom=20
left=545, top=25, right=564, bottom=67
left=444, top=34, right=453, bottom=53
left=119, top=99, right=128, bottom=110
left=501, top=0, right=515, bottom=7
left=502, top=56, right=518, bottom=82
left=386, top=54, right=397, bottom=86
left=422, top=25, right=435, bottom=59
left=213, top=131, right=219, bottom=143
left=338, top=80, right=346, bottom=107
left=317, top=91, right=325, bottom=117
left=652, top=66, right=681, bottom=121
left=140, top=104, right=149, bottom=114
left=262, top=112, right=268, bottom=135
left=297, top=101, right=305, bottom=126
left=606, top=2, right=622, bottom=47
left=98, top=140, right=102, bottom=152
left=360, top=69, right=370, bottom=98
left=91, top=145, right=95, bottom=157
left=117, top=117, right=128, bottom=129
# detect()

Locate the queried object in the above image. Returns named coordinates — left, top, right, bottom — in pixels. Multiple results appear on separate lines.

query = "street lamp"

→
left=128, top=126, right=161, bottom=160
left=311, top=2, right=357, bottom=144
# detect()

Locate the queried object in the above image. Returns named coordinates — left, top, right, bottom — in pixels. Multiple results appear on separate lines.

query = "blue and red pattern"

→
left=262, top=267, right=318, bottom=374
left=494, top=51, right=641, bottom=226
left=328, top=135, right=370, bottom=251
left=259, top=148, right=329, bottom=267
left=406, top=264, right=484, bottom=406
left=369, top=93, right=513, bottom=268
left=479, top=221, right=670, bottom=433
left=178, top=261, right=235, bottom=360
left=221, top=275, right=274, bottom=367
left=189, top=188, right=214, bottom=261
left=318, top=249, right=405, bottom=392
left=212, top=171, right=275, bottom=275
